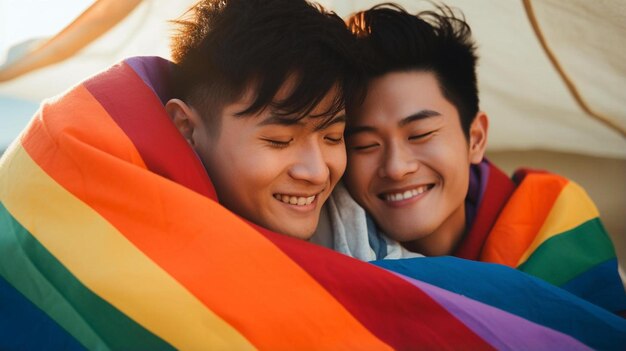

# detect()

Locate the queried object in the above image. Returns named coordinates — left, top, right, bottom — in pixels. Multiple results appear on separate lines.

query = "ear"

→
left=468, top=112, right=489, bottom=164
left=165, top=99, right=200, bottom=146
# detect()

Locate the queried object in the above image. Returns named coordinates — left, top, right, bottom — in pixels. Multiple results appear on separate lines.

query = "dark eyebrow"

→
left=346, top=109, right=441, bottom=136
left=345, top=125, right=377, bottom=137
left=314, top=114, right=345, bottom=131
left=257, top=114, right=346, bottom=131
left=257, top=115, right=303, bottom=127
left=398, top=109, right=441, bottom=127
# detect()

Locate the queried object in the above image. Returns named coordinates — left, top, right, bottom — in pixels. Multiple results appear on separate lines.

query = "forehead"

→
left=221, top=79, right=343, bottom=126
left=219, top=95, right=345, bottom=134
left=228, top=74, right=341, bottom=115
left=353, top=70, right=457, bottom=125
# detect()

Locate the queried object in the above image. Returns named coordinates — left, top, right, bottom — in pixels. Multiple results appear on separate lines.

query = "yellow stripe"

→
left=0, top=145, right=255, bottom=350
left=516, top=182, right=599, bottom=266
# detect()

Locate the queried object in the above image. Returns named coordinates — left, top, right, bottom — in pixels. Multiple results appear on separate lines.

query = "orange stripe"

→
left=515, top=181, right=599, bottom=266
left=480, top=173, right=568, bottom=267
left=21, top=86, right=148, bottom=171
left=22, top=85, right=390, bottom=349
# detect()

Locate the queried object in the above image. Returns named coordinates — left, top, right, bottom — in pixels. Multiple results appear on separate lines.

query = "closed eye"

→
left=325, top=135, right=344, bottom=144
left=351, top=143, right=379, bottom=151
left=409, top=130, right=435, bottom=141
left=262, top=138, right=292, bottom=148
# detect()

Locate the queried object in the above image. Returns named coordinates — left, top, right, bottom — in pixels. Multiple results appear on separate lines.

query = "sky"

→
left=0, top=0, right=93, bottom=148
left=0, top=0, right=93, bottom=57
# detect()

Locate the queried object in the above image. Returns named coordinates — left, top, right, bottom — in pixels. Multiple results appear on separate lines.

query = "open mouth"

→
left=273, top=193, right=317, bottom=206
left=378, top=184, right=434, bottom=203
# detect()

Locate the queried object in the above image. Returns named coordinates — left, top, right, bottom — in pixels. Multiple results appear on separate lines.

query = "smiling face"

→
left=344, top=70, right=487, bottom=255
left=170, top=85, right=347, bottom=240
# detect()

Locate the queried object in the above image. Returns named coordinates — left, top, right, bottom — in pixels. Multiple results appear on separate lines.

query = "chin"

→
left=285, top=231, right=314, bottom=241
left=273, top=225, right=315, bottom=241
left=383, top=223, right=431, bottom=243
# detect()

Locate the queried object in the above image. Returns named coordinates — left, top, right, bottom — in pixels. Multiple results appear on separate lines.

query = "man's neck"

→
left=402, top=204, right=466, bottom=256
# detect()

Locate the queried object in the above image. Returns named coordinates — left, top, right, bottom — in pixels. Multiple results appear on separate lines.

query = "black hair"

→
left=347, top=3, right=479, bottom=136
left=170, top=0, right=362, bottom=131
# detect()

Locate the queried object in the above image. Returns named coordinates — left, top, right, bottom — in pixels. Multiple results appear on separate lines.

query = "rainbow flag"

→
left=478, top=165, right=625, bottom=313
left=1, top=56, right=624, bottom=350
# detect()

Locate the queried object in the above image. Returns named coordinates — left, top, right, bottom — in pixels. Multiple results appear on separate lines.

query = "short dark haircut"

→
left=347, top=3, right=479, bottom=137
left=170, top=0, right=361, bottom=132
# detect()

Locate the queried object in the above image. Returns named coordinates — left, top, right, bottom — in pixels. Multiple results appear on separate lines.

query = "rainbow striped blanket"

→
left=455, top=161, right=626, bottom=314
left=1, top=56, right=625, bottom=350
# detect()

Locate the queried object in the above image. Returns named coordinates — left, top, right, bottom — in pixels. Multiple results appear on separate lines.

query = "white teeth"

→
left=274, top=194, right=316, bottom=206
left=384, top=185, right=430, bottom=202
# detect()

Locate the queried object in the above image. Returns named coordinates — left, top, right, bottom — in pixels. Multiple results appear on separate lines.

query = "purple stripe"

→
left=477, top=160, right=490, bottom=206
left=466, top=160, right=490, bottom=230
left=125, top=56, right=173, bottom=104
left=392, top=272, right=591, bottom=351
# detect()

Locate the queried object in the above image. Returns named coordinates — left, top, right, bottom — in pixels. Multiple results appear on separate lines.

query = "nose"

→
left=378, top=141, right=419, bottom=180
left=288, top=140, right=330, bottom=185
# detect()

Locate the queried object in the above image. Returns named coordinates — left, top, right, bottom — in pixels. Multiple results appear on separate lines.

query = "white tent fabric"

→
left=326, top=0, right=626, bottom=159
left=1, top=0, right=625, bottom=157
left=0, top=0, right=194, bottom=150
left=0, top=0, right=190, bottom=101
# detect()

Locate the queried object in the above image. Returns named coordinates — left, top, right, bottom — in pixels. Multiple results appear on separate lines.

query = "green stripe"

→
left=518, top=218, right=616, bottom=286
left=0, top=202, right=175, bottom=350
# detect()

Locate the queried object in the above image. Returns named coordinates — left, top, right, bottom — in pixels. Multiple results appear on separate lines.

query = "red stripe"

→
left=257, top=225, right=494, bottom=350
left=83, top=61, right=217, bottom=200
left=455, top=162, right=515, bottom=260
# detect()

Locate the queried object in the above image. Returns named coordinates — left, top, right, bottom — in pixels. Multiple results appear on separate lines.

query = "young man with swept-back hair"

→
left=314, top=3, right=625, bottom=314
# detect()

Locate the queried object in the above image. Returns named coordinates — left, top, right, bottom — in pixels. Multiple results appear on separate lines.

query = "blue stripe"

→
left=373, top=256, right=626, bottom=351
left=0, top=274, right=85, bottom=350
left=561, top=258, right=626, bottom=313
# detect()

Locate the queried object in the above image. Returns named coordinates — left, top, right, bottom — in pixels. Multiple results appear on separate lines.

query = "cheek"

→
left=328, top=148, right=347, bottom=182
left=421, top=137, right=468, bottom=172
left=240, top=153, right=286, bottom=185
left=212, top=141, right=279, bottom=191
left=425, top=143, right=471, bottom=195
left=345, top=154, right=373, bottom=195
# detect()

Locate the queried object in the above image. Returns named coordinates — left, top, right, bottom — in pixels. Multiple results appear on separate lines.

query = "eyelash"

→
left=352, top=143, right=378, bottom=151
left=350, top=131, right=435, bottom=151
left=325, top=136, right=343, bottom=144
left=409, top=131, right=435, bottom=140
left=263, top=138, right=292, bottom=148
